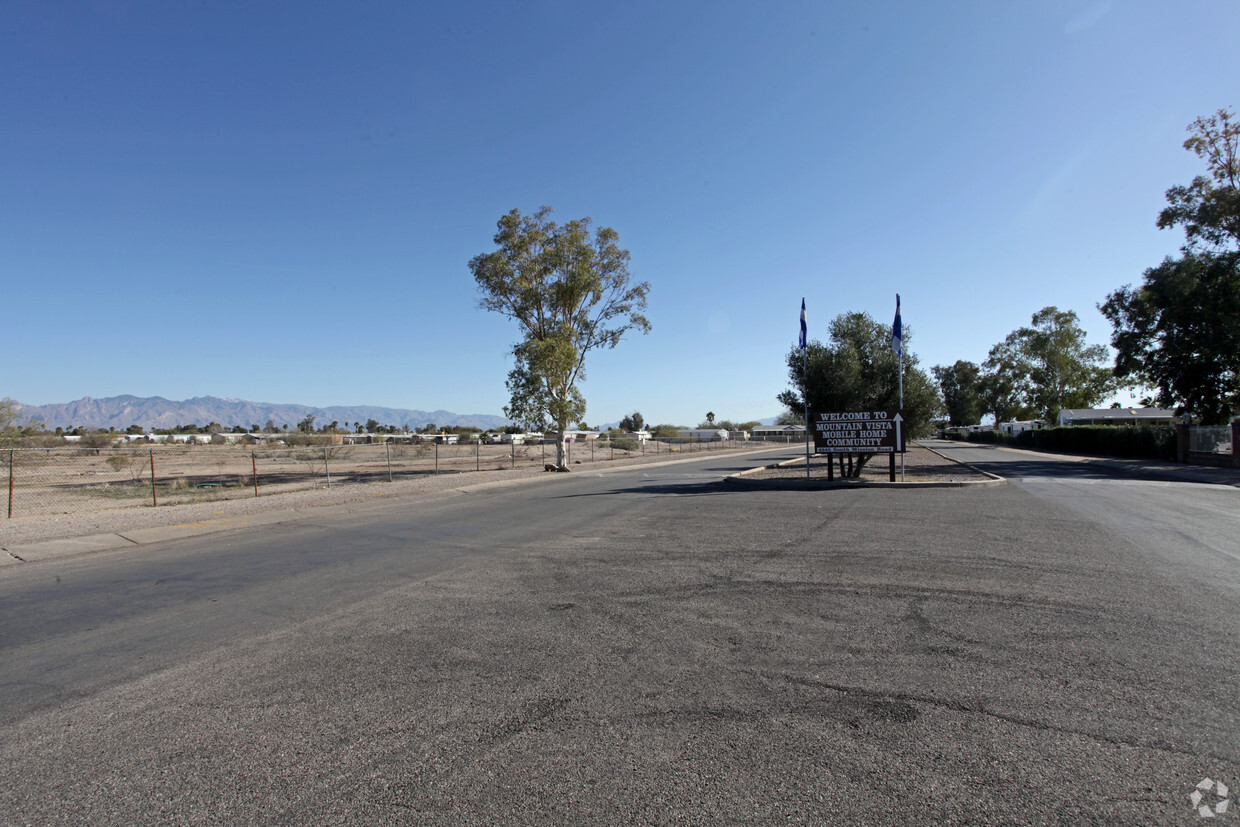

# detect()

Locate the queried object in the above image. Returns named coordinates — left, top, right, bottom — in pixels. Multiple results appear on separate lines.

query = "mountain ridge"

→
left=13, top=395, right=512, bottom=432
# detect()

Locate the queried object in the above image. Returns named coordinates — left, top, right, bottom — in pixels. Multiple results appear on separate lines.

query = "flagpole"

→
left=895, top=294, right=905, bottom=481
left=800, top=298, right=809, bottom=482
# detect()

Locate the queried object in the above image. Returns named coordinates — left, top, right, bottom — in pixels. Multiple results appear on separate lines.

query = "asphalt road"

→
left=2, top=444, right=1237, bottom=825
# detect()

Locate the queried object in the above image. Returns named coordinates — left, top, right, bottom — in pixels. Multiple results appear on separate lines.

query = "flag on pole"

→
left=799, top=298, right=807, bottom=349
left=891, top=294, right=902, bottom=357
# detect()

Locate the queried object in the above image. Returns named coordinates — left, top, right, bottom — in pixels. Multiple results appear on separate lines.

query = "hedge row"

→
left=965, top=425, right=1177, bottom=460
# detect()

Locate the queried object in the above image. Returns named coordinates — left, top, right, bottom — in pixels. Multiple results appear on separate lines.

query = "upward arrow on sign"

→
left=893, top=412, right=903, bottom=449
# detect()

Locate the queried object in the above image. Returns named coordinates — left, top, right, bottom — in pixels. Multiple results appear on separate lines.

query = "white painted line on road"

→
left=1016, top=477, right=1223, bottom=489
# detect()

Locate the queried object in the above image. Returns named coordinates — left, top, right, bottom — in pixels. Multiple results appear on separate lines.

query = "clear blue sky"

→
left=4, top=1, right=1236, bottom=426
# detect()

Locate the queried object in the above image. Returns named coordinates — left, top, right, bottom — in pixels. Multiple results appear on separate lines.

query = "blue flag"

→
left=799, top=298, right=807, bottom=349
left=891, top=294, right=902, bottom=358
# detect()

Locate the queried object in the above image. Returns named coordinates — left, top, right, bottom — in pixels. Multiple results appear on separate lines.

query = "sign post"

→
left=810, top=410, right=906, bottom=480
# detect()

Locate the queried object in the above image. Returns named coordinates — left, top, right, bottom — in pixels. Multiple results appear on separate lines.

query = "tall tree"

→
left=932, top=360, right=984, bottom=426
left=777, top=311, right=941, bottom=475
left=0, top=397, right=18, bottom=434
left=977, top=342, right=1033, bottom=425
left=1102, top=109, right=1240, bottom=424
left=618, top=411, right=645, bottom=432
left=471, top=207, right=651, bottom=467
left=1004, top=307, right=1114, bottom=420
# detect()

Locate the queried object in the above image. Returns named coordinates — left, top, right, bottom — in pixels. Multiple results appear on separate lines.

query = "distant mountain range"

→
left=13, top=395, right=512, bottom=432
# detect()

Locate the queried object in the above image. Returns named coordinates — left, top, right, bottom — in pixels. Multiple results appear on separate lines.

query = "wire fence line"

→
left=1188, top=425, right=1233, bottom=455
left=4, top=437, right=787, bottom=519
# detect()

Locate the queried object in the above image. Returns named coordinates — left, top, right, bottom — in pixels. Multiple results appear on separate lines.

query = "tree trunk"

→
left=556, top=428, right=569, bottom=469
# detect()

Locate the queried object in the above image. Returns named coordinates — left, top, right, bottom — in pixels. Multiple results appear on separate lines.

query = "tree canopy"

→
left=618, top=411, right=645, bottom=432
left=1007, top=307, right=1114, bottom=420
left=1101, top=109, right=1240, bottom=424
left=778, top=311, right=941, bottom=473
left=470, top=207, right=650, bottom=466
left=932, top=360, right=984, bottom=426
left=967, top=307, right=1112, bottom=423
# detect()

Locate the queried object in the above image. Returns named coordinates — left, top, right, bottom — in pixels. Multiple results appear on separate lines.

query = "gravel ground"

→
left=0, top=445, right=775, bottom=548
left=1, top=443, right=988, bottom=549
left=733, top=442, right=994, bottom=486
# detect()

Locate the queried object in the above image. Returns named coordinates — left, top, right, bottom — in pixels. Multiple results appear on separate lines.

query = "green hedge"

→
left=965, top=425, right=1176, bottom=460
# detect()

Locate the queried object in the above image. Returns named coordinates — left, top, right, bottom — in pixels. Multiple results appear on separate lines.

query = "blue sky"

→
left=3, top=1, right=1236, bottom=426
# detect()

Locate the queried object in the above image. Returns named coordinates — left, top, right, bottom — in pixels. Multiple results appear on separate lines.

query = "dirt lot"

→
left=1, top=442, right=987, bottom=550
left=1, top=442, right=771, bottom=548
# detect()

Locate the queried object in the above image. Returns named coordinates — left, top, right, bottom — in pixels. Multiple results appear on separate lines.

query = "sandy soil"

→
left=1, top=443, right=987, bottom=549
left=0, top=446, right=770, bottom=548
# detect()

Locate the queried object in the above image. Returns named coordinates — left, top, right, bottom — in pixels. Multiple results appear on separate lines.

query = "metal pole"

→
left=435, top=441, right=439, bottom=475
left=324, top=446, right=331, bottom=487
left=150, top=450, right=157, bottom=507
left=252, top=452, right=259, bottom=497
left=899, top=349, right=905, bottom=482
left=804, top=353, right=810, bottom=482
left=386, top=441, right=392, bottom=482
left=476, top=439, right=480, bottom=472
left=8, top=449, right=13, bottom=518
left=511, top=440, right=515, bottom=469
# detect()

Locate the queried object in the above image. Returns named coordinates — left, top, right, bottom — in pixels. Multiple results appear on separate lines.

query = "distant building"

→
left=998, top=420, right=1047, bottom=435
left=677, top=428, right=730, bottom=442
left=751, top=425, right=806, bottom=441
left=1056, top=408, right=1178, bottom=427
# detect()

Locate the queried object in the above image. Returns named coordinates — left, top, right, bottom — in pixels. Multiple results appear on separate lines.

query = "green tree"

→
left=777, top=311, right=941, bottom=475
left=932, top=360, right=984, bottom=426
left=977, top=343, right=1033, bottom=425
left=297, top=414, right=316, bottom=434
left=1102, top=109, right=1240, bottom=424
left=618, top=411, right=645, bottom=432
left=1002, top=307, right=1114, bottom=420
left=471, top=206, right=650, bottom=467
left=0, top=397, right=20, bottom=435
left=1156, top=108, right=1240, bottom=253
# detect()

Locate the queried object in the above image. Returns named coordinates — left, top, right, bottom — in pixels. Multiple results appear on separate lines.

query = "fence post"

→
left=252, top=452, right=259, bottom=497
left=511, top=441, right=515, bottom=469
left=8, top=449, right=13, bottom=518
left=1176, top=424, right=1189, bottom=463
left=435, top=442, right=439, bottom=475
left=476, top=439, right=480, bottom=472
left=150, top=450, right=158, bottom=507
left=1233, top=420, right=1240, bottom=469
left=324, top=446, right=332, bottom=486
left=386, top=441, right=393, bottom=482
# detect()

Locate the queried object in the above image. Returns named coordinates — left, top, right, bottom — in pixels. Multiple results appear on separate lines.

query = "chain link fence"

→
left=4, top=437, right=765, bottom=519
left=1188, top=425, right=1233, bottom=455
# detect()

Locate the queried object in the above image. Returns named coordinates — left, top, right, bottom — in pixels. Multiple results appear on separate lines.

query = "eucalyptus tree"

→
left=471, top=207, right=651, bottom=468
